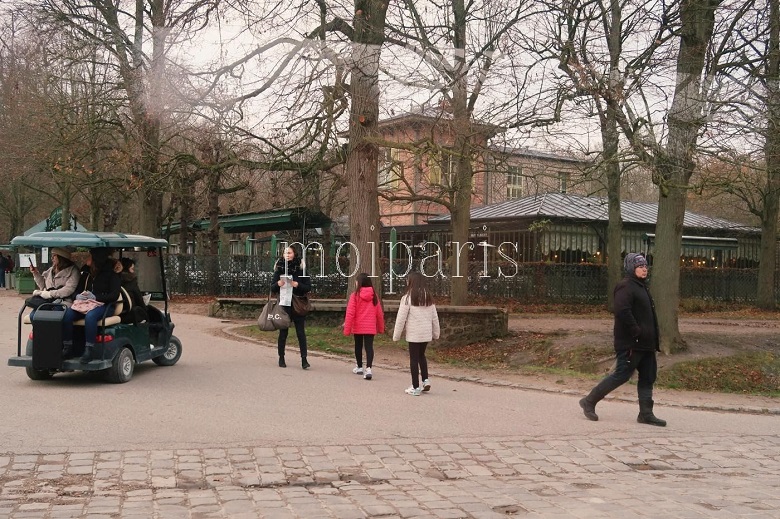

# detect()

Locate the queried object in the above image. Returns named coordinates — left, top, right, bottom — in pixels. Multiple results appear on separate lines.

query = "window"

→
left=379, top=148, right=403, bottom=189
left=506, top=165, right=523, bottom=199
left=428, top=149, right=455, bottom=186
left=558, top=171, right=570, bottom=194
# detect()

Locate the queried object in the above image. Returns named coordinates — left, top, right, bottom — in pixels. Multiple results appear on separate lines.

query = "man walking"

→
left=579, top=252, right=666, bottom=426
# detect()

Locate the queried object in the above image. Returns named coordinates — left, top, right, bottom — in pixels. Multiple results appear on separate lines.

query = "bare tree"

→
left=0, top=16, right=39, bottom=238
left=758, top=0, right=780, bottom=307
left=541, top=0, right=677, bottom=310
left=188, top=0, right=386, bottom=285
left=377, top=0, right=539, bottom=304
left=0, top=15, right=126, bottom=233
left=15, top=0, right=222, bottom=236
left=617, top=0, right=741, bottom=352
left=692, top=0, right=780, bottom=308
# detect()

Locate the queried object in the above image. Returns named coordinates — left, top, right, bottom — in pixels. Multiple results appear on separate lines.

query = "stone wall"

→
left=210, top=298, right=508, bottom=347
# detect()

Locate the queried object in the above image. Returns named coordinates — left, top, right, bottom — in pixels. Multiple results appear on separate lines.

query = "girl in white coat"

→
left=392, top=272, right=440, bottom=396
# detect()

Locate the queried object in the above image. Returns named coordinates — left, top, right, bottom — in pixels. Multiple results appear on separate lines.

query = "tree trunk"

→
left=603, top=116, right=623, bottom=312
left=449, top=0, right=471, bottom=306
left=206, top=179, right=220, bottom=295
left=344, top=0, right=388, bottom=296
left=178, top=195, right=192, bottom=292
left=127, top=0, right=164, bottom=237
left=653, top=185, right=686, bottom=352
left=652, top=0, right=719, bottom=354
left=758, top=0, right=780, bottom=309
left=61, top=185, right=72, bottom=231
left=449, top=170, right=472, bottom=305
left=604, top=0, right=623, bottom=312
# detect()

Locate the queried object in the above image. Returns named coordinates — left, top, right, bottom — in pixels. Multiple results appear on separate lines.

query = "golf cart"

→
left=7, top=231, right=182, bottom=383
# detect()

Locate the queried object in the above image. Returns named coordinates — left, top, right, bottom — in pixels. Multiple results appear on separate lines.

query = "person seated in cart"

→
left=116, top=257, right=148, bottom=324
left=29, top=247, right=80, bottom=310
left=62, top=247, right=121, bottom=362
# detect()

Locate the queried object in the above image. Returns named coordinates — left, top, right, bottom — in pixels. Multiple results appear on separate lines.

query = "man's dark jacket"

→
left=612, top=274, right=659, bottom=352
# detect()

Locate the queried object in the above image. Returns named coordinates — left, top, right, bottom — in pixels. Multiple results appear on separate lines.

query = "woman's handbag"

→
left=24, top=295, right=50, bottom=309
left=257, top=289, right=290, bottom=331
left=70, top=298, right=104, bottom=314
left=292, top=294, right=312, bottom=316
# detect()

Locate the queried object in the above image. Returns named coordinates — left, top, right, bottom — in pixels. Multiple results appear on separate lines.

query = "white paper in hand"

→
left=279, top=276, right=293, bottom=306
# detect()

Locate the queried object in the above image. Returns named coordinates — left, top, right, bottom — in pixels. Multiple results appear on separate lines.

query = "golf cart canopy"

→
left=11, top=231, right=168, bottom=249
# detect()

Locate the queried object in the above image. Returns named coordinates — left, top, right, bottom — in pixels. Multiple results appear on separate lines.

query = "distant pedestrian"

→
left=271, top=245, right=311, bottom=369
left=392, top=272, right=440, bottom=396
left=343, top=273, right=385, bottom=380
left=579, top=253, right=666, bottom=426
left=0, top=254, right=6, bottom=288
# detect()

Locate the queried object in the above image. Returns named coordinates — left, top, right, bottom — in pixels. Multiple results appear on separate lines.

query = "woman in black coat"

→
left=62, top=247, right=121, bottom=362
left=271, top=245, right=312, bottom=369
left=117, top=257, right=149, bottom=324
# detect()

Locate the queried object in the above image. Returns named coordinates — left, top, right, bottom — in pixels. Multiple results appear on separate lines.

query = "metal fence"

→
left=164, top=254, right=775, bottom=303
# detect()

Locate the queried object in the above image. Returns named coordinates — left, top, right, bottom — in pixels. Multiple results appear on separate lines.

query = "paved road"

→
left=1, top=290, right=778, bottom=518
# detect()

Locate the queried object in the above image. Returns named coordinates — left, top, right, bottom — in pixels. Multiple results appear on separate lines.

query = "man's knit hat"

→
left=624, top=252, right=648, bottom=275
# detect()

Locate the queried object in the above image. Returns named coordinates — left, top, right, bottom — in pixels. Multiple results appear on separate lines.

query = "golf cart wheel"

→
left=153, top=335, right=182, bottom=366
left=25, top=367, right=54, bottom=380
left=107, top=347, right=135, bottom=384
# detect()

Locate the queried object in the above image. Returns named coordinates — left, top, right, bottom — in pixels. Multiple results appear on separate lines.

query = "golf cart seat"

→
left=22, top=288, right=129, bottom=326
left=73, top=288, right=129, bottom=327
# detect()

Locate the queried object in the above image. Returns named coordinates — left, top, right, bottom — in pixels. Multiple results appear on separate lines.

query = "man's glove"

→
left=40, top=290, right=52, bottom=299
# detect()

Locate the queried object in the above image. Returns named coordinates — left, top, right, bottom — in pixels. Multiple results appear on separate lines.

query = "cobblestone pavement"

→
left=1, top=432, right=778, bottom=518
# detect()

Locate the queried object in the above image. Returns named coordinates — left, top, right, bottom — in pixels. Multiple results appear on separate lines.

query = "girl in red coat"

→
left=343, top=273, right=385, bottom=380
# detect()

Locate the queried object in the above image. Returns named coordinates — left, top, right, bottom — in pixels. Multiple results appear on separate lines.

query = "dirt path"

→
left=516, top=314, right=780, bottom=335
left=513, top=314, right=780, bottom=372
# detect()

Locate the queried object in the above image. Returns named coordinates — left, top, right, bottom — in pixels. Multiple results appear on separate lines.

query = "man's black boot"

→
left=62, top=340, right=73, bottom=358
left=278, top=356, right=286, bottom=368
left=579, top=397, right=599, bottom=421
left=579, top=384, right=609, bottom=421
left=637, top=399, right=667, bottom=427
left=301, top=357, right=310, bottom=370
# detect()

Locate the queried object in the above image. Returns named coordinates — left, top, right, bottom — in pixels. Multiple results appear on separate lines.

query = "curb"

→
left=219, top=322, right=780, bottom=417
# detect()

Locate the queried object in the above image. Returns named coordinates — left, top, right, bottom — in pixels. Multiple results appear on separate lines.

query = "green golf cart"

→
left=7, top=231, right=182, bottom=383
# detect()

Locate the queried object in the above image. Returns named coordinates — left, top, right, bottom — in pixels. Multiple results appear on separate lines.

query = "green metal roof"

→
left=163, top=207, right=332, bottom=235
left=11, top=231, right=168, bottom=249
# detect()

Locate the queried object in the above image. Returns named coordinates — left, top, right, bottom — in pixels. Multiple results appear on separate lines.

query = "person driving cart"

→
left=61, top=247, right=121, bottom=362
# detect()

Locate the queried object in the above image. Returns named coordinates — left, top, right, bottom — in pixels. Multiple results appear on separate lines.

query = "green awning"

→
left=162, top=207, right=332, bottom=235
left=12, top=231, right=168, bottom=249
left=643, top=234, right=739, bottom=249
